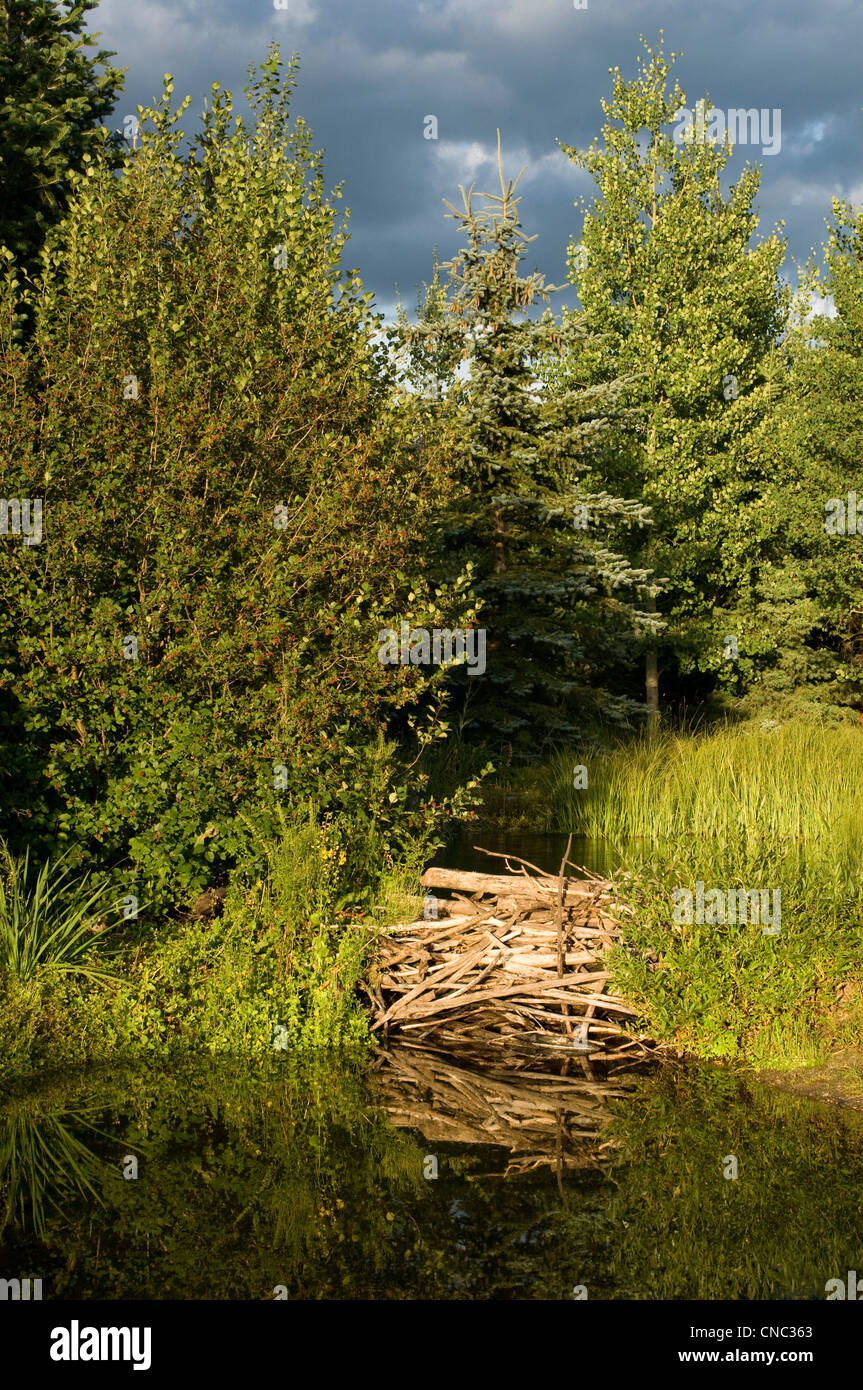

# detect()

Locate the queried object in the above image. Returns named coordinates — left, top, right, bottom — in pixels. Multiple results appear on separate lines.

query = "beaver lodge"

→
left=364, top=843, right=655, bottom=1061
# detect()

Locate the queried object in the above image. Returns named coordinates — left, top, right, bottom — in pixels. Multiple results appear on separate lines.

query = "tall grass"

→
left=547, top=722, right=863, bottom=848
left=544, top=723, right=863, bottom=1066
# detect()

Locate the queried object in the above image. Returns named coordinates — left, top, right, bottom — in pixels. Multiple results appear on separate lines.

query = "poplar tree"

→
left=394, top=138, right=655, bottom=759
left=0, top=50, right=466, bottom=899
left=554, top=36, right=789, bottom=728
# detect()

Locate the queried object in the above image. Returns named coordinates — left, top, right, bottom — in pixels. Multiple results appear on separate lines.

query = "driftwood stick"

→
left=384, top=939, right=491, bottom=1019
left=474, top=845, right=568, bottom=882
left=555, top=834, right=572, bottom=977
left=556, top=832, right=574, bottom=1037
left=563, top=857, right=606, bottom=883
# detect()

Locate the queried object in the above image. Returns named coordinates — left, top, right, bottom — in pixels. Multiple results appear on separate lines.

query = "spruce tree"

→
left=554, top=36, right=789, bottom=728
left=394, top=137, right=655, bottom=760
left=0, top=0, right=125, bottom=275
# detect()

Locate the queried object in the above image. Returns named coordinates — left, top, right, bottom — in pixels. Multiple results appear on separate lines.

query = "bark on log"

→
left=421, top=867, right=609, bottom=899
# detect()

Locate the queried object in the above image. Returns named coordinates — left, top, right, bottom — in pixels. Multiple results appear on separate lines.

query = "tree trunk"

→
left=421, top=867, right=608, bottom=901
left=645, top=591, right=659, bottom=738
left=492, top=504, right=506, bottom=573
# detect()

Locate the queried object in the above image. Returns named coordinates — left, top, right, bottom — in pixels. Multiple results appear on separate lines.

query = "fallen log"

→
left=421, top=866, right=610, bottom=901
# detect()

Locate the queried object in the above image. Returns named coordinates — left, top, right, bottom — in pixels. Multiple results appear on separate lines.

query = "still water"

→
left=1, top=1052, right=862, bottom=1300
left=431, top=829, right=621, bottom=879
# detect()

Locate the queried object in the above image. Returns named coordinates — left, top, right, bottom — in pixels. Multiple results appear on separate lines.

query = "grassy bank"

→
left=543, top=722, right=863, bottom=1067
left=0, top=813, right=429, bottom=1085
left=5, top=721, right=861, bottom=1078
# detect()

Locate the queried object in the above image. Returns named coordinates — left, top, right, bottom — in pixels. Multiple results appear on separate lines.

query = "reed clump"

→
left=547, top=723, right=863, bottom=1066
left=548, top=721, right=863, bottom=849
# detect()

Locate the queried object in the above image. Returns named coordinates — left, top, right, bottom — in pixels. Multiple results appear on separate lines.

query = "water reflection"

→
left=1, top=1054, right=862, bottom=1299
left=370, top=1044, right=642, bottom=1180
left=0, top=1088, right=114, bottom=1238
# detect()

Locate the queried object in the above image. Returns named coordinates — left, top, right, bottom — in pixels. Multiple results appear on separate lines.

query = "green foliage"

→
left=0, top=839, right=120, bottom=983
left=546, top=723, right=863, bottom=1061
left=0, top=976, right=65, bottom=1084
left=0, top=47, right=469, bottom=906
left=741, top=198, right=863, bottom=715
left=0, top=0, right=125, bottom=276
left=391, top=138, right=655, bottom=758
left=608, top=844, right=857, bottom=1063
left=6, top=27, right=863, bottom=1082
left=0, top=805, right=462, bottom=1074
left=551, top=36, right=790, bottom=716
left=58, top=814, right=379, bottom=1059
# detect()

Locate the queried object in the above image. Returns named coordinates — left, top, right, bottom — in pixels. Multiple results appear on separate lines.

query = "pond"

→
left=432, top=829, right=621, bottom=880
left=2, top=1052, right=861, bottom=1300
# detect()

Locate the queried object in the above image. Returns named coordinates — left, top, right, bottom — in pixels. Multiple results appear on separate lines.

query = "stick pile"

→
left=364, top=844, right=653, bottom=1059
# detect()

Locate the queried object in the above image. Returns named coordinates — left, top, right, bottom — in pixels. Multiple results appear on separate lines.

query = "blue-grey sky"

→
left=89, top=0, right=863, bottom=320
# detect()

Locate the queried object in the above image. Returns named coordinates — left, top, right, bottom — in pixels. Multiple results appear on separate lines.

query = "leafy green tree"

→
left=555, top=36, right=789, bottom=728
left=0, top=0, right=125, bottom=274
left=0, top=48, right=468, bottom=907
left=741, top=200, right=863, bottom=717
left=392, top=139, right=655, bottom=760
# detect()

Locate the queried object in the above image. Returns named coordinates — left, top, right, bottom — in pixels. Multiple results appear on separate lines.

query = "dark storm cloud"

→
left=92, top=0, right=863, bottom=319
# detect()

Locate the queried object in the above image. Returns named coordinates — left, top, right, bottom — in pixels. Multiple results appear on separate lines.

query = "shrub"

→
left=66, top=813, right=390, bottom=1058
left=0, top=47, right=470, bottom=910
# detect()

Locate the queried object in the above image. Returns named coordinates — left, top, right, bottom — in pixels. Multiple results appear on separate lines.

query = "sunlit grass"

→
left=544, top=722, right=863, bottom=1064
left=546, top=721, right=863, bottom=848
left=0, top=842, right=121, bottom=984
